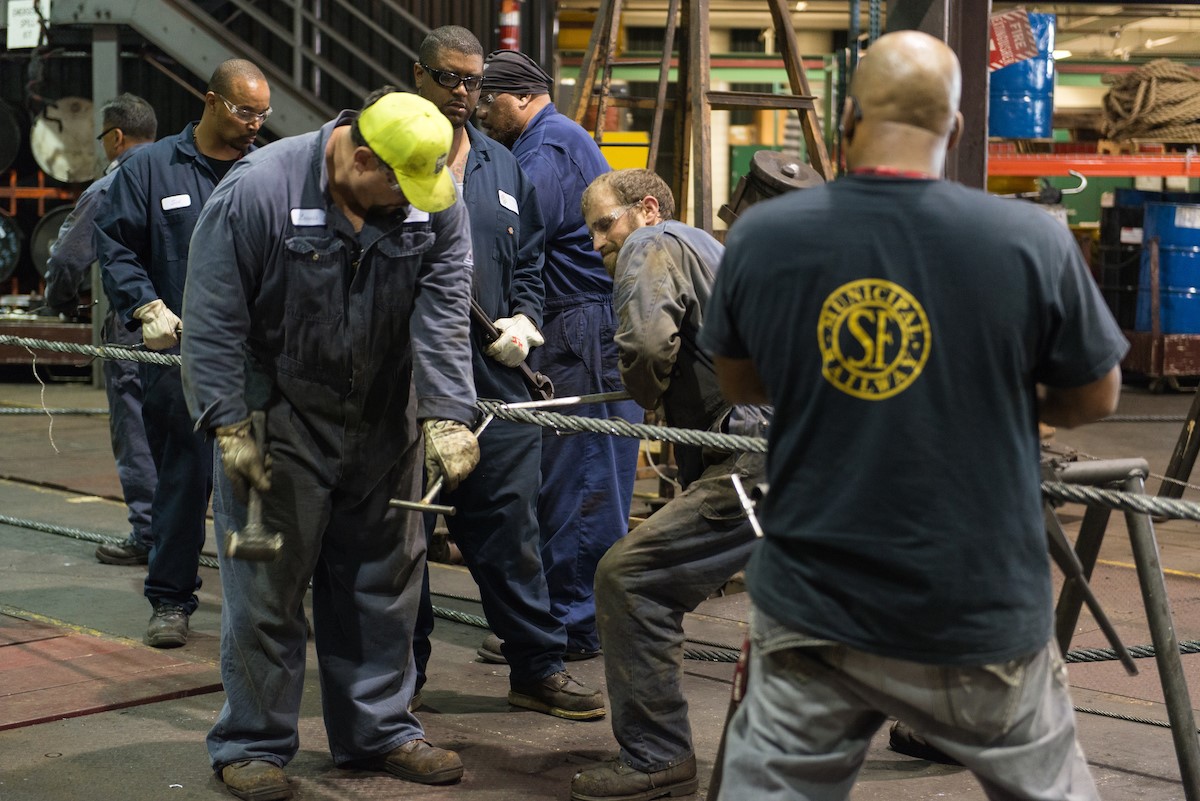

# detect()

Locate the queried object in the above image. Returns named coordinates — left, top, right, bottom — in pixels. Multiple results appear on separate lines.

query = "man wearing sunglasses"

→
left=477, top=48, right=643, bottom=670
left=182, top=88, right=479, bottom=800
left=43, top=93, right=159, bottom=569
left=411, top=26, right=605, bottom=722
left=96, top=58, right=270, bottom=652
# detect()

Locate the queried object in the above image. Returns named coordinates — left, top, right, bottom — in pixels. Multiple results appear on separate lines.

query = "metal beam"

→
left=887, top=0, right=991, bottom=189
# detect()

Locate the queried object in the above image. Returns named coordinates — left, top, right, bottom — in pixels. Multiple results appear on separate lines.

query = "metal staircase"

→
left=50, top=0, right=437, bottom=138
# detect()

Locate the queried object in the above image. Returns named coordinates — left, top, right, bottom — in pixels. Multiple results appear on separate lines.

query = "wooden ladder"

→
left=568, top=0, right=834, bottom=232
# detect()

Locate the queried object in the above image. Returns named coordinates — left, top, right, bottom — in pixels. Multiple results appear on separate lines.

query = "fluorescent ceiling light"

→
left=1052, top=49, right=1073, bottom=59
left=794, top=1, right=808, bottom=10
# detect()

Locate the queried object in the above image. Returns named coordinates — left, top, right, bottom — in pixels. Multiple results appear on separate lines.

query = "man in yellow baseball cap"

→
left=182, top=84, right=479, bottom=800
left=355, top=90, right=456, bottom=213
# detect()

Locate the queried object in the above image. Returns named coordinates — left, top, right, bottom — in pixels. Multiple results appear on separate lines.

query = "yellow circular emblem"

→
left=817, top=279, right=931, bottom=400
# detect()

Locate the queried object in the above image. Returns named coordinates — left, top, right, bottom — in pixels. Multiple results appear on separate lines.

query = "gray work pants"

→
left=594, top=450, right=763, bottom=772
left=717, top=607, right=1100, bottom=801
left=207, top=428, right=427, bottom=770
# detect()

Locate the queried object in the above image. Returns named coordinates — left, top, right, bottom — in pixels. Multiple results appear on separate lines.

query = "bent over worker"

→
left=571, top=168, right=769, bottom=801
left=181, top=89, right=480, bottom=801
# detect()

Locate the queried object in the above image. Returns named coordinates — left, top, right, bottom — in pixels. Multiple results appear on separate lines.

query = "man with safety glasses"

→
left=409, top=25, right=605, bottom=722
left=96, top=59, right=271, bottom=650
left=477, top=48, right=643, bottom=671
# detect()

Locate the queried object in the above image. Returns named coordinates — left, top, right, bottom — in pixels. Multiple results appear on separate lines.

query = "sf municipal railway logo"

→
left=817, top=278, right=931, bottom=400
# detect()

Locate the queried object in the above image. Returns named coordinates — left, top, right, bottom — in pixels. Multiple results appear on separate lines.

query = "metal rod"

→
left=501, top=390, right=632, bottom=410
left=729, top=474, right=763, bottom=538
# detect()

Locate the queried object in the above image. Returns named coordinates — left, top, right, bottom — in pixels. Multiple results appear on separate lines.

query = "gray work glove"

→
left=486, top=313, right=544, bottom=367
left=423, top=418, right=480, bottom=491
left=133, top=299, right=182, bottom=351
left=215, top=418, right=272, bottom=504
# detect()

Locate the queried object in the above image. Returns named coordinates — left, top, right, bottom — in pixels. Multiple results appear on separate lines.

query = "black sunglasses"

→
left=420, top=63, right=483, bottom=92
left=96, top=126, right=118, bottom=141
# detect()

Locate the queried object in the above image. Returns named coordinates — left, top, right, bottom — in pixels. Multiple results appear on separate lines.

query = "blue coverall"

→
left=181, top=112, right=477, bottom=769
left=510, top=103, right=642, bottom=654
left=43, top=144, right=157, bottom=551
left=96, top=125, right=234, bottom=613
left=411, top=122, right=567, bottom=688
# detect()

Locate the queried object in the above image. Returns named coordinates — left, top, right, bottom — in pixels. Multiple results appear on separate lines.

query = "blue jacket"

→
left=96, top=123, right=251, bottom=330
left=462, top=123, right=545, bottom=401
left=511, top=103, right=611, bottom=302
left=180, top=112, right=477, bottom=492
left=44, top=144, right=152, bottom=316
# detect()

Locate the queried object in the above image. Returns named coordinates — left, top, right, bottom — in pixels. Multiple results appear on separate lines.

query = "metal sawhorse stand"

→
left=1048, top=457, right=1200, bottom=799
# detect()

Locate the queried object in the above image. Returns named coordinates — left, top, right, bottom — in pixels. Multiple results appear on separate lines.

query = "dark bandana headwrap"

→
left=482, top=49, right=552, bottom=95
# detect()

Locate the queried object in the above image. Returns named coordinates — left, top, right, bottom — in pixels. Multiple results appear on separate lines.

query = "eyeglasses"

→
left=96, top=127, right=118, bottom=141
left=478, top=93, right=498, bottom=109
left=216, top=92, right=272, bottom=124
left=367, top=147, right=404, bottom=196
left=420, top=63, right=483, bottom=93
left=588, top=202, right=640, bottom=238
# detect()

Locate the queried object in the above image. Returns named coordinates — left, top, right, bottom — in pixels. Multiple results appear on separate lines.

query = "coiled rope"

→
left=1102, top=59, right=1200, bottom=142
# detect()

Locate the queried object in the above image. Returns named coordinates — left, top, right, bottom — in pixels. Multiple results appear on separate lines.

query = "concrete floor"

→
left=0, top=367, right=1197, bottom=801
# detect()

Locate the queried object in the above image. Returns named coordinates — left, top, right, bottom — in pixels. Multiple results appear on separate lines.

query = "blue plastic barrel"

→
left=988, top=13, right=1056, bottom=139
left=1135, top=203, right=1200, bottom=334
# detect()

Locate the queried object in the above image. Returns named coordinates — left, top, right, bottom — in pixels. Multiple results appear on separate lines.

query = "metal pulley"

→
left=718, top=150, right=825, bottom=226
left=30, top=203, right=75, bottom=279
left=30, top=97, right=101, bottom=184
left=0, top=101, right=23, bottom=174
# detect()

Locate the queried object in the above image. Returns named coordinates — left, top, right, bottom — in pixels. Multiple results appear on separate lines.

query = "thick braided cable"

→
left=477, top=399, right=768, bottom=453
left=1041, top=481, right=1200, bottom=522
left=0, top=335, right=181, bottom=367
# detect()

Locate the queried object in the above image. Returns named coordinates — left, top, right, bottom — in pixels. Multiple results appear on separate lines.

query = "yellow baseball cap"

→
left=357, top=92, right=456, bottom=212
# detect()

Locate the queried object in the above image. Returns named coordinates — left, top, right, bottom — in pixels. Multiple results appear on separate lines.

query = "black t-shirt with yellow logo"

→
left=701, top=175, right=1128, bottom=665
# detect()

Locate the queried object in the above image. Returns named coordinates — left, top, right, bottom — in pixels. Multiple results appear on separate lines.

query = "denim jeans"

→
left=595, top=450, right=763, bottom=772
left=718, top=607, right=1100, bottom=801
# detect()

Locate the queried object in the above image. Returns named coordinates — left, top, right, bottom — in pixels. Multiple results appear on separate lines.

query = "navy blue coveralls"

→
left=181, top=112, right=477, bottom=769
left=411, top=122, right=568, bottom=688
left=96, top=125, right=235, bottom=613
left=511, top=103, right=642, bottom=653
left=44, top=144, right=157, bottom=551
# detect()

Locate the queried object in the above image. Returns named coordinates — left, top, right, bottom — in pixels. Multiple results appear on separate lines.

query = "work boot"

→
left=479, top=633, right=600, bottom=664
left=571, top=755, right=698, bottom=801
left=370, top=738, right=463, bottom=785
left=145, top=603, right=189, bottom=648
left=888, top=720, right=961, bottom=765
left=509, top=671, right=606, bottom=720
left=219, top=760, right=292, bottom=801
left=95, top=537, right=150, bottom=566
left=477, top=633, right=507, bottom=664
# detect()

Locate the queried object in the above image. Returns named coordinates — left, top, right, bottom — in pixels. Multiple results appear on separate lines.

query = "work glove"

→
left=485, top=313, right=544, bottom=367
left=214, top=418, right=272, bottom=504
left=423, top=418, right=480, bottom=491
left=133, top=299, right=182, bottom=351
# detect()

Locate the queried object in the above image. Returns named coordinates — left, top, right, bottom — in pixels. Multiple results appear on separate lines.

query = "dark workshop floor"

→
left=0, top=365, right=1197, bottom=801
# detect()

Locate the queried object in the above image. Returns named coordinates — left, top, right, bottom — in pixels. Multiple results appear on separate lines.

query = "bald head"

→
left=850, top=30, right=961, bottom=137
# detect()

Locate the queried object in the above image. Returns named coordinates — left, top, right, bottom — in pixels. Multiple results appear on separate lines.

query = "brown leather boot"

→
left=570, top=755, right=698, bottom=801
left=219, top=760, right=292, bottom=801
left=374, top=738, right=463, bottom=785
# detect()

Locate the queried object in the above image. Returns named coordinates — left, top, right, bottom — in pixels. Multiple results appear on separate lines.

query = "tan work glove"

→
left=133, top=299, right=182, bottom=351
left=485, top=313, right=544, bottom=367
left=215, top=418, right=272, bottom=504
left=423, top=418, right=480, bottom=490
